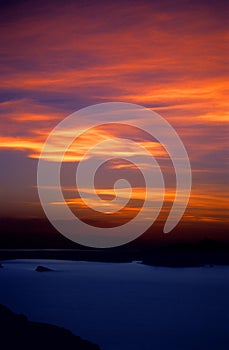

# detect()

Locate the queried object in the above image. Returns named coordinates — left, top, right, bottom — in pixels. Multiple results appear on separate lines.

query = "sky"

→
left=0, top=0, right=228, bottom=246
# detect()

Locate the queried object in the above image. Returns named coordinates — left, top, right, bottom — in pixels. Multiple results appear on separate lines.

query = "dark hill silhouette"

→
left=0, top=304, right=100, bottom=350
left=142, top=238, right=229, bottom=267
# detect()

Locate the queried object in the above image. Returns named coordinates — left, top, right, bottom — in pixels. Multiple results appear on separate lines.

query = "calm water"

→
left=0, top=260, right=229, bottom=350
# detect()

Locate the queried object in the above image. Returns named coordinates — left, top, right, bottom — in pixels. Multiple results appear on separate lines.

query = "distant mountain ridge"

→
left=0, top=238, right=228, bottom=267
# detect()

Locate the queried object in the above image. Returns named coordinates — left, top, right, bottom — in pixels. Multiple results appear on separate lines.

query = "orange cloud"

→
left=0, top=0, right=227, bottom=229
left=0, top=136, right=43, bottom=152
left=47, top=181, right=229, bottom=229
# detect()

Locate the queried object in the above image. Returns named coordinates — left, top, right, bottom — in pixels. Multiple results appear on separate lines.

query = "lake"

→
left=0, top=260, right=228, bottom=350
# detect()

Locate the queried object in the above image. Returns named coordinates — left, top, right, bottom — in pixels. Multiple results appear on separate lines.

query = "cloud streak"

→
left=0, top=0, right=228, bottom=233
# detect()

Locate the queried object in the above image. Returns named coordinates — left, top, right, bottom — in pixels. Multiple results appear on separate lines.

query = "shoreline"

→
left=0, top=243, right=229, bottom=267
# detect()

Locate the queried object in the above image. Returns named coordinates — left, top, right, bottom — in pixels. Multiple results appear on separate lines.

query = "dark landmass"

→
left=0, top=217, right=228, bottom=267
left=142, top=238, right=229, bottom=267
left=0, top=238, right=228, bottom=267
left=0, top=304, right=100, bottom=350
left=0, top=218, right=228, bottom=249
left=35, top=265, right=53, bottom=272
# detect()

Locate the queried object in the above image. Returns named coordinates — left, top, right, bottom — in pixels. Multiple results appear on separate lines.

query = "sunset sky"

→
left=0, top=0, right=228, bottom=245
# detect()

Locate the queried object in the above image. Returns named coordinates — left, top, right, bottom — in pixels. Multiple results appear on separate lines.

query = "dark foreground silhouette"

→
left=0, top=304, right=100, bottom=350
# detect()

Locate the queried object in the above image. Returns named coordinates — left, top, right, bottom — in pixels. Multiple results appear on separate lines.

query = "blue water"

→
left=0, top=260, right=229, bottom=350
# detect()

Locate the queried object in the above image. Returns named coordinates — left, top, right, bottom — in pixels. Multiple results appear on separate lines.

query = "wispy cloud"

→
left=0, top=0, right=228, bottom=229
